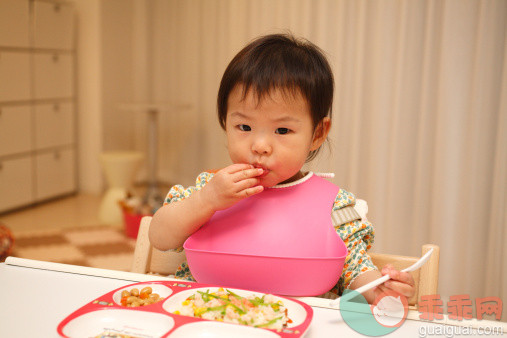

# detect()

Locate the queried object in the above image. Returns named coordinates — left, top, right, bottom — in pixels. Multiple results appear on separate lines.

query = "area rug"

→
left=8, top=226, right=137, bottom=272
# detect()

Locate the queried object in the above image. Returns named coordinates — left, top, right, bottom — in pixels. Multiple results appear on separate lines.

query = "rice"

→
left=172, top=288, right=290, bottom=330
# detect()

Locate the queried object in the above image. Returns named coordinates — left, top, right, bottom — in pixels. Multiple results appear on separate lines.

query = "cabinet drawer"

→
left=34, top=102, right=74, bottom=150
left=35, top=148, right=76, bottom=201
left=0, top=51, right=31, bottom=102
left=0, top=0, right=30, bottom=48
left=33, top=53, right=74, bottom=99
left=0, top=156, right=33, bottom=212
left=0, top=105, right=31, bottom=156
left=33, top=1, right=74, bottom=50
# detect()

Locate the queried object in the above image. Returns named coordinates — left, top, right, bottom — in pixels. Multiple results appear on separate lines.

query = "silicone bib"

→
left=184, top=173, right=348, bottom=295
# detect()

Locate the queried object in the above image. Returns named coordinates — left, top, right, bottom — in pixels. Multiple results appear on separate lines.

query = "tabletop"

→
left=0, top=258, right=504, bottom=338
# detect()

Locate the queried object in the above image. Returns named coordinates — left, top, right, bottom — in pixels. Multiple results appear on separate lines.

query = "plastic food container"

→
left=57, top=281, right=313, bottom=338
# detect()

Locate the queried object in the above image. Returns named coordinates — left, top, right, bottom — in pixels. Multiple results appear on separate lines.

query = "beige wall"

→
left=73, top=0, right=103, bottom=193
left=74, top=0, right=141, bottom=193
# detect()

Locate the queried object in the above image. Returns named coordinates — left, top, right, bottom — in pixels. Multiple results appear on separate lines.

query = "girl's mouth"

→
left=254, top=165, right=270, bottom=178
left=258, top=169, right=270, bottom=178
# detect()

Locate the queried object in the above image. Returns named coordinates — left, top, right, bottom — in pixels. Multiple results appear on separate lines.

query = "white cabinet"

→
left=0, top=105, right=31, bottom=156
left=33, top=1, right=74, bottom=50
left=0, top=51, right=31, bottom=102
left=35, top=149, right=75, bottom=201
left=0, top=0, right=30, bottom=48
left=33, top=52, right=74, bottom=99
left=0, top=0, right=76, bottom=213
left=0, top=157, right=33, bottom=211
left=34, top=102, right=74, bottom=150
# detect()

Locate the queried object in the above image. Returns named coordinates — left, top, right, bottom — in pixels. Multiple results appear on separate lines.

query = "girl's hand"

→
left=374, top=264, right=416, bottom=299
left=200, top=163, right=264, bottom=212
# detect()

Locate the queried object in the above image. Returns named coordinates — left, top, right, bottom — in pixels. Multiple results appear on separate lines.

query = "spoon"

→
left=329, top=247, right=434, bottom=307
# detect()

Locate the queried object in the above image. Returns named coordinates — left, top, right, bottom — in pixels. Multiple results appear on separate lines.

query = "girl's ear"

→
left=310, top=117, right=331, bottom=151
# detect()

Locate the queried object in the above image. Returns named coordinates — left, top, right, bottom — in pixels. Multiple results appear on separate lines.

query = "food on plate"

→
left=95, top=332, right=142, bottom=338
left=119, top=286, right=163, bottom=307
left=172, top=288, right=292, bottom=329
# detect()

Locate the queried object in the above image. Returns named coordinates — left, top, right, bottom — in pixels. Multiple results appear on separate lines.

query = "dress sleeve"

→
left=163, top=172, right=214, bottom=205
left=161, top=172, right=214, bottom=253
left=331, top=189, right=377, bottom=295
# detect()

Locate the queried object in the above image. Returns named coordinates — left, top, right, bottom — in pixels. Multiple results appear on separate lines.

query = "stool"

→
left=99, top=151, right=144, bottom=225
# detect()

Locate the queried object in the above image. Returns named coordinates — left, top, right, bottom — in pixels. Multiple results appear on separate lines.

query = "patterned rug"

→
left=8, top=226, right=137, bottom=272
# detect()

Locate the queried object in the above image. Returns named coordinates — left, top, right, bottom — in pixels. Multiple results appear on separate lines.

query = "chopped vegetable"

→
left=173, top=289, right=290, bottom=330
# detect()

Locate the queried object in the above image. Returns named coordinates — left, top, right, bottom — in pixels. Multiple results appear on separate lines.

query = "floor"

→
left=0, top=193, right=106, bottom=234
left=0, top=193, right=140, bottom=271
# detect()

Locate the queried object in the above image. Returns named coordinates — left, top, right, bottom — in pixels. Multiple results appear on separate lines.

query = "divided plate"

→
left=57, top=281, right=313, bottom=338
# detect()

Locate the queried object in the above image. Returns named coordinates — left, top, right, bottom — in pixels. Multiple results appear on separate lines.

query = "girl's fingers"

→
left=383, top=280, right=415, bottom=297
left=381, top=264, right=394, bottom=275
left=225, top=163, right=254, bottom=174
left=378, top=265, right=415, bottom=298
left=241, top=185, right=264, bottom=197
left=234, top=178, right=261, bottom=192
left=232, top=168, right=264, bottom=182
left=390, top=270, right=415, bottom=286
left=381, top=266, right=415, bottom=286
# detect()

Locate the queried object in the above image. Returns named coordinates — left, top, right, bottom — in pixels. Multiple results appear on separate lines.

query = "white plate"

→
left=61, top=309, right=175, bottom=338
left=162, top=287, right=309, bottom=327
left=169, top=321, right=281, bottom=338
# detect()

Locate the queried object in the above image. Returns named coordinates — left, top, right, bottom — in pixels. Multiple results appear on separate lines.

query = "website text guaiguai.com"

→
left=418, top=325, right=504, bottom=338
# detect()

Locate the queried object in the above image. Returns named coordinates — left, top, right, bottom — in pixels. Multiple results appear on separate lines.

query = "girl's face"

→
left=225, top=85, right=330, bottom=188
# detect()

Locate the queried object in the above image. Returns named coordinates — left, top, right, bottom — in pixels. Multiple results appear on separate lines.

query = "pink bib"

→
left=184, top=173, right=348, bottom=295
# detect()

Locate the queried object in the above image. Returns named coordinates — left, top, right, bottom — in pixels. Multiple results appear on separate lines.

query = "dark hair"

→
left=217, top=33, right=334, bottom=161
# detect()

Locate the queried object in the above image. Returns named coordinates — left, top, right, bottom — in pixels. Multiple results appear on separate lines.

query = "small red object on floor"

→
left=123, top=211, right=152, bottom=239
left=0, top=223, right=14, bottom=260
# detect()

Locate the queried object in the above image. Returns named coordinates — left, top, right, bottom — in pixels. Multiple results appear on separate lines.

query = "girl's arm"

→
left=149, top=164, right=264, bottom=251
left=149, top=188, right=215, bottom=250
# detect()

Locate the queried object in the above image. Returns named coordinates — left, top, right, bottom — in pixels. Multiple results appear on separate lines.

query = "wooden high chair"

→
left=131, top=215, right=439, bottom=310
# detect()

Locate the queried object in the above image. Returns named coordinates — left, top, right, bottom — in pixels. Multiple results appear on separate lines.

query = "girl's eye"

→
left=275, top=128, right=290, bottom=135
left=238, top=124, right=251, bottom=131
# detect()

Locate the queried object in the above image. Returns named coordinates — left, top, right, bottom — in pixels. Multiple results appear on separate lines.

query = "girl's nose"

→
left=251, top=136, right=272, bottom=155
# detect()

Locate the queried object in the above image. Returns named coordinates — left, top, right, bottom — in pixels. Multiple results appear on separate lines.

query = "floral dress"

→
left=163, top=171, right=377, bottom=296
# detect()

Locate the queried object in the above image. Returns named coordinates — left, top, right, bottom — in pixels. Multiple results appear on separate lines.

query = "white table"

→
left=0, top=258, right=504, bottom=338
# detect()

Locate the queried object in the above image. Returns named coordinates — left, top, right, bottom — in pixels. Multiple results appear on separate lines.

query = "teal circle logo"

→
left=340, top=289, right=409, bottom=336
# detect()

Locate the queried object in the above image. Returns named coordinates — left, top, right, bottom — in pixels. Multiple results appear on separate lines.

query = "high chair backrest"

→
left=131, top=216, right=439, bottom=309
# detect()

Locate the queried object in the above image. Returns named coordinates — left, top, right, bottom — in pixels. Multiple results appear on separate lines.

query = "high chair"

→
left=131, top=209, right=439, bottom=309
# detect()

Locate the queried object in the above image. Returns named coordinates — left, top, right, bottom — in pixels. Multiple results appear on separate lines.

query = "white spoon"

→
left=329, top=247, right=434, bottom=307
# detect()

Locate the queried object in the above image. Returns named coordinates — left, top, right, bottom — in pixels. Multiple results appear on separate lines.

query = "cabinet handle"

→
left=54, top=103, right=60, bottom=112
left=0, top=162, right=3, bottom=171
left=54, top=4, right=61, bottom=12
left=54, top=151, right=61, bottom=160
left=52, top=54, right=59, bottom=62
